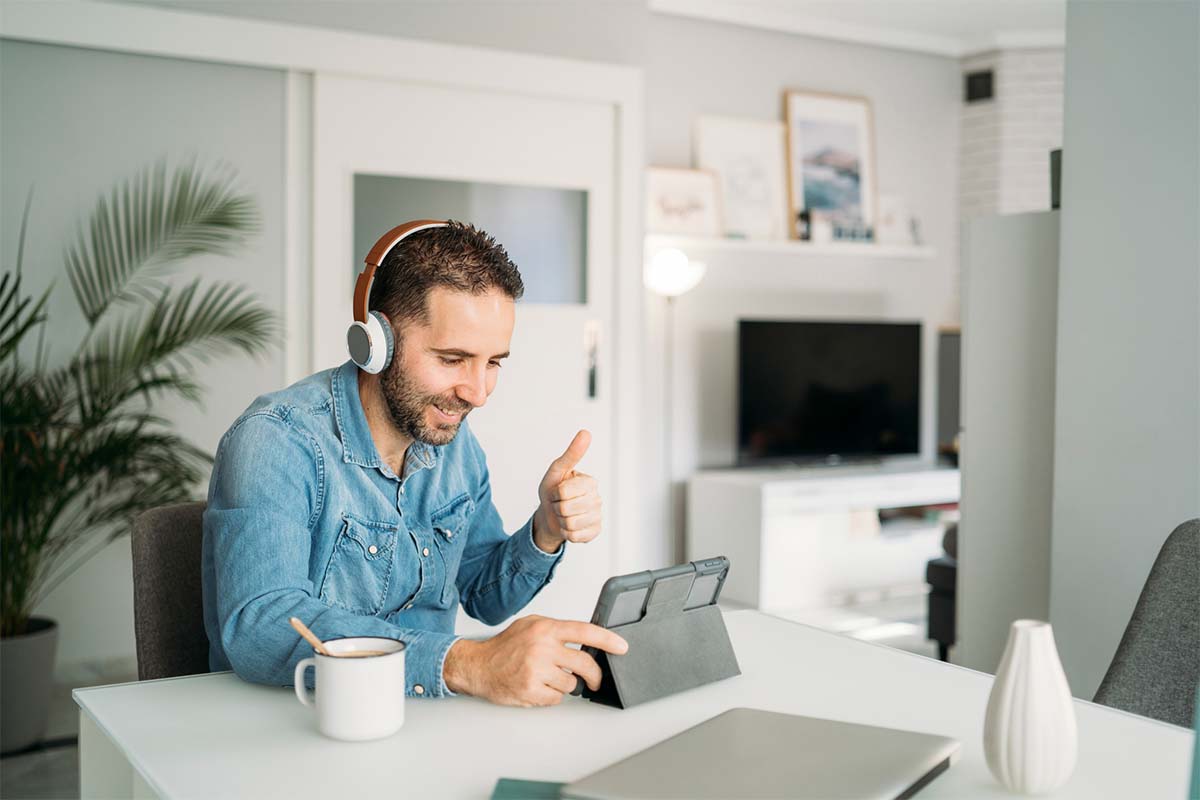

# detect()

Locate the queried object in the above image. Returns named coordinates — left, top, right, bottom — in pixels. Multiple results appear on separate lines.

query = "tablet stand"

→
left=582, top=573, right=741, bottom=709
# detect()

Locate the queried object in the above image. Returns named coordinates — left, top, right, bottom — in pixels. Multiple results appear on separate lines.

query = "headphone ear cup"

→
left=369, top=311, right=395, bottom=370
left=346, top=312, right=393, bottom=374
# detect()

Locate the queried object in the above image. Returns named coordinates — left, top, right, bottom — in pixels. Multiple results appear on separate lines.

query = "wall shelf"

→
left=645, top=234, right=937, bottom=260
left=644, top=234, right=938, bottom=294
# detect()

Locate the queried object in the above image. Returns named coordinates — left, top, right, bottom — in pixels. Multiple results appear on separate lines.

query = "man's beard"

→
left=379, top=354, right=472, bottom=447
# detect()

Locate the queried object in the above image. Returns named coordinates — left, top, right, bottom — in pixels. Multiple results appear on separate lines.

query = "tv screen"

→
left=738, top=320, right=921, bottom=465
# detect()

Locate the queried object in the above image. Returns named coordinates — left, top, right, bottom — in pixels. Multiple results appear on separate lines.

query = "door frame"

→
left=2, top=0, right=649, bottom=573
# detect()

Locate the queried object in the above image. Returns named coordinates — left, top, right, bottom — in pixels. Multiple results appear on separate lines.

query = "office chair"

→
left=131, top=502, right=211, bottom=681
left=926, top=523, right=957, bottom=662
left=1093, top=518, right=1199, bottom=727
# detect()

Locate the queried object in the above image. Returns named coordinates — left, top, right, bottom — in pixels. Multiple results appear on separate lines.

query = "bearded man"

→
left=202, top=220, right=626, bottom=707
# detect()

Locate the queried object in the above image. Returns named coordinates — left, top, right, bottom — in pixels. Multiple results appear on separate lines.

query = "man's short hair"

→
left=368, top=220, right=525, bottom=327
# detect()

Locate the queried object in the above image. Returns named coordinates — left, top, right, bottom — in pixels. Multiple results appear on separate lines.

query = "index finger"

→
left=550, top=473, right=596, bottom=503
left=552, top=620, right=629, bottom=655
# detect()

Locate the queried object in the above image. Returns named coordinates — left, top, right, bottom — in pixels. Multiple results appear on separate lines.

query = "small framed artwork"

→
left=645, top=167, right=723, bottom=237
left=693, top=115, right=789, bottom=240
left=784, top=90, right=878, bottom=241
left=875, top=194, right=913, bottom=246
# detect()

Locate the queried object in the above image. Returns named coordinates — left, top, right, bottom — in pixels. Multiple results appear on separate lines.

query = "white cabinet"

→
left=686, top=466, right=960, bottom=611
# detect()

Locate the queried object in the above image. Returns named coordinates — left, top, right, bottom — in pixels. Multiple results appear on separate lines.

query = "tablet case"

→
left=582, top=572, right=740, bottom=708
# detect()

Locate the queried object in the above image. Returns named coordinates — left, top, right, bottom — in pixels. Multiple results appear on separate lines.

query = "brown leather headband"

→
left=352, top=219, right=448, bottom=323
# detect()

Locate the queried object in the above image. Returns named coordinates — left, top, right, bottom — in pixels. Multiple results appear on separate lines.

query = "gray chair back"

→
left=1093, top=518, right=1199, bottom=727
left=131, top=502, right=210, bottom=681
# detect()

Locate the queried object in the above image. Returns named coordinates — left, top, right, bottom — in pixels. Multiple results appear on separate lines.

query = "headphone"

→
left=347, top=219, right=449, bottom=374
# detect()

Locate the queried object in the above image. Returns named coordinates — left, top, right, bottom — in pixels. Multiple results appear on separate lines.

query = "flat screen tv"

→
left=738, top=320, right=921, bottom=465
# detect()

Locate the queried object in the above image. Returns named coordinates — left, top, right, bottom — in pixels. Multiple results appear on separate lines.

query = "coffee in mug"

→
left=293, top=636, right=406, bottom=741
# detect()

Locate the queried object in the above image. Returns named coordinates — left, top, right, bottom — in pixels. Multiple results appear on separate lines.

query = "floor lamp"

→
left=644, top=247, right=706, bottom=560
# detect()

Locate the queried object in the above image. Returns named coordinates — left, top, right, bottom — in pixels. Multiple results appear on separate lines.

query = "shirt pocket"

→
left=319, top=513, right=407, bottom=616
left=431, top=494, right=474, bottom=606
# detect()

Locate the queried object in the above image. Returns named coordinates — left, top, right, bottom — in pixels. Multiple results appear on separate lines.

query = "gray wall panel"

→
left=1, top=38, right=287, bottom=670
left=1050, top=0, right=1200, bottom=699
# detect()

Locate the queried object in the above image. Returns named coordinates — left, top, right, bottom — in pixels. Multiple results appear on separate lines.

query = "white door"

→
left=312, top=73, right=616, bottom=633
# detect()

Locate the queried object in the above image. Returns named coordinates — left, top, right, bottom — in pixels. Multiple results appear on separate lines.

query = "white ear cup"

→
left=347, top=311, right=394, bottom=374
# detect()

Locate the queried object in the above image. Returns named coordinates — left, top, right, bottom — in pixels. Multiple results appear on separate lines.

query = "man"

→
left=202, top=220, right=627, bottom=707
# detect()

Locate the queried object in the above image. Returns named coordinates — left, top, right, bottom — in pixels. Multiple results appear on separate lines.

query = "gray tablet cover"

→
left=563, top=708, right=960, bottom=800
left=584, top=573, right=740, bottom=709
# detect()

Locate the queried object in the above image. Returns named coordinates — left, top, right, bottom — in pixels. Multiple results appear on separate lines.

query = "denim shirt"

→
left=201, top=360, right=565, bottom=697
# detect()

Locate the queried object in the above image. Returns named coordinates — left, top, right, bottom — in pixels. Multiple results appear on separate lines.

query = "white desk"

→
left=75, top=611, right=1194, bottom=799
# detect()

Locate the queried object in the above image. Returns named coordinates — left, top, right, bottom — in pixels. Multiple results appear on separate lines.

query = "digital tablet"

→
left=571, top=557, right=730, bottom=695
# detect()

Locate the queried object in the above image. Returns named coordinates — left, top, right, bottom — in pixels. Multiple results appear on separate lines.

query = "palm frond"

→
left=2, top=158, right=276, bottom=637
left=0, top=273, right=51, bottom=363
left=2, top=193, right=50, bottom=365
left=65, top=159, right=259, bottom=329
left=74, top=278, right=277, bottom=422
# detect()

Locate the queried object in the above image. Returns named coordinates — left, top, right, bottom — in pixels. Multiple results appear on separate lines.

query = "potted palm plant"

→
left=0, top=160, right=278, bottom=754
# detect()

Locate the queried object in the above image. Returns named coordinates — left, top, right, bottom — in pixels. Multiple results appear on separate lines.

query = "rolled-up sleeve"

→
left=203, top=413, right=459, bottom=697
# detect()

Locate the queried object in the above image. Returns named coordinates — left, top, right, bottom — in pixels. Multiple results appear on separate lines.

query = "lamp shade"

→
left=644, top=247, right=705, bottom=297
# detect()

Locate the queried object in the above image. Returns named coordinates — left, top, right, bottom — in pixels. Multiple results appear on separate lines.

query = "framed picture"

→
left=784, top=90, right=877, bottom=240
left=875, top=194, right=913, bottom=246
left=692, top=115, right=789, bottom=241
left=645, top=166, right=723, bottom=237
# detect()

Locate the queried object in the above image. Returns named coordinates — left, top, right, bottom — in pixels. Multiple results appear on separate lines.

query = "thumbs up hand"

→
left=533, top=430, right=601, bottom=554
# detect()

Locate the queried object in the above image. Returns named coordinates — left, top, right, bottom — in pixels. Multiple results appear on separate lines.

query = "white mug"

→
left=293, top=636, right=406, bottom=741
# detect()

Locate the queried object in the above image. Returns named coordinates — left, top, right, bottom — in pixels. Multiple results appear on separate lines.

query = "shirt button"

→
left=422, top=547, right=430, bottom=557
left=413, top=684, right=425, bottom=695
left=445, top=530, right=454, bottom=539
left=368, top=545, right=378, bottom=555
left=404, top=602, right=413, bottom=610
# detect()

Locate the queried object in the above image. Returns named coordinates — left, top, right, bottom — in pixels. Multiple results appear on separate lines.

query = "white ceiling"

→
left=650, top=0, right=1067, bottom=57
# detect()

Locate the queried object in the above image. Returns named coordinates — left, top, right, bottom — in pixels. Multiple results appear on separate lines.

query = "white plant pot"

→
left=984, top=619, right=1078, bottom=794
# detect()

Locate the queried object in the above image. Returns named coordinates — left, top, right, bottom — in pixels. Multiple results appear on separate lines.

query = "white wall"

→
left=0, top=39, right=288, bottom=672
left=1050, top=0, right=1200, bottom=699
left=645, top=13, right=961, bottom=558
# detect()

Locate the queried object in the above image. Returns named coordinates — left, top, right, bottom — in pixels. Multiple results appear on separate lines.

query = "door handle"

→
left=584, top=320, right=599, bottom=400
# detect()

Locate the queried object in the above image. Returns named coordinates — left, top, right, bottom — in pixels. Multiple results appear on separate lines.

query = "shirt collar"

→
left=331, top=360, right=442, bottom=474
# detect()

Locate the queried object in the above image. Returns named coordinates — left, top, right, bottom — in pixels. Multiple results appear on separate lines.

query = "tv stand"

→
left=686, top=464, right=960, bottom=611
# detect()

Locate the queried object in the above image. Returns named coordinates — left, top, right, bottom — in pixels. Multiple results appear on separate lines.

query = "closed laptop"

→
left=563, top=707, right=959, bottom=800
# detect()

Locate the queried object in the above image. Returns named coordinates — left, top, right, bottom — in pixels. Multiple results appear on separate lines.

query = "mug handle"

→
left=294, top=658, right=316, bottom=708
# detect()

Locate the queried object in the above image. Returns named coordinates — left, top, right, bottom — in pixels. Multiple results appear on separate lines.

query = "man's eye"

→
left=440, top=357, right=462, bottom=366
left=488, top=361, right=502, bottom=369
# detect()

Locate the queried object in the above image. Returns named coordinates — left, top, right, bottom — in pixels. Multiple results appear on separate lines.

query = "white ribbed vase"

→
left=983, top=620, right=1078, bottom=794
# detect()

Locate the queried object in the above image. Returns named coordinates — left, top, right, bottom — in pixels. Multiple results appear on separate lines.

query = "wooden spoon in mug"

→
left=288, top=617, right=390, bottom=658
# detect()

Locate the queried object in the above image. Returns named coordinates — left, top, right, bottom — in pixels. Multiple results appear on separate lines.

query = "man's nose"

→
left=457, top=366, right=488, bottom=408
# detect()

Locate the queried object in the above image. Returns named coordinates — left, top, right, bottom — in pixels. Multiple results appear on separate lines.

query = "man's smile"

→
left=433, top=404, right=465, bottom=423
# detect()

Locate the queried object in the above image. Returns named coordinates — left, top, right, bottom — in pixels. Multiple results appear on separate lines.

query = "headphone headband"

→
left=352, top=219, right=448, bottom=323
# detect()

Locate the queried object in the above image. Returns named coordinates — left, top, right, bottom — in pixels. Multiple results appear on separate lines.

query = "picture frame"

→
left=644, top=166, right=723, bottom=237
left=875, top=194, right=913, bottom=246
left=692, top=115, right=789, bottom=241
left=783, top=90, right=878, bottom=241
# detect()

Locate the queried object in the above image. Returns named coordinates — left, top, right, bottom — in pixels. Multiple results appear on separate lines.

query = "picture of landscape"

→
left=796, top=119, right=862, bottom=226
left=784, top=91, right=876, bottom=240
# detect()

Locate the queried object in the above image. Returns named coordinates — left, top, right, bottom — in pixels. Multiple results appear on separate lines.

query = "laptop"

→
left=563, top=708, right=960, bottom=800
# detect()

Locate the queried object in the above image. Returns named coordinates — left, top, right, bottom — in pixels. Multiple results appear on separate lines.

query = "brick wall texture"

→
left=960, top=48, right=1064, bottom=218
